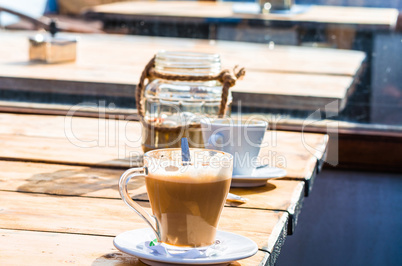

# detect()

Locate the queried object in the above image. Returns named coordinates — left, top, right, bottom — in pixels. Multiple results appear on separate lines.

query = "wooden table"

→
left=85, top=1, right=398, bottom=49
left=0, top=112, right=328, bottom=265
left=86, top=1, right=398, bottom=31
left=84, top=2, right=398, bottom=126
left=0, top=30, right=365, bottom=112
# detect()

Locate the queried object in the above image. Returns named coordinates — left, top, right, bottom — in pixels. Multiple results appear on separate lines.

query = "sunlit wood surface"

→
left=0, top=112, right=327, bottom=185
left=0, top=112, right=328, bottom=265
left=0, top=30, right=365, bottom=111
left=88, top=1, right=399, bottom=30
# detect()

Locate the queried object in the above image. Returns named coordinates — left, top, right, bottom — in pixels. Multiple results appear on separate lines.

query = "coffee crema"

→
left=146, top=172, right=231, bottom=247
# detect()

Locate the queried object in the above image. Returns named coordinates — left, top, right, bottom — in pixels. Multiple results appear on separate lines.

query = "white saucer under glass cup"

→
left=118, top=148, right=233, bottom=251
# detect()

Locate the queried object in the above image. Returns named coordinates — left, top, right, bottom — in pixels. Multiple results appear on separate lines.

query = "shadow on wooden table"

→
left=231, top=182, right=277, bottom=195
left=15, top=164, right=143, bottom=197
left=92, top=252, right=147, bottom=265
left=14, top=159, right=277, bottom=201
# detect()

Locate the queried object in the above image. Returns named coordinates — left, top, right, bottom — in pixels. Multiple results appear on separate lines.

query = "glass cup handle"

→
left=119, top=167, right=161, bottom=241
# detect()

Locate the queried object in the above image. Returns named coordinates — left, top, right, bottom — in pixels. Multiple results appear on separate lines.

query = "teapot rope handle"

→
left=136, top=55, right=246, bottom=121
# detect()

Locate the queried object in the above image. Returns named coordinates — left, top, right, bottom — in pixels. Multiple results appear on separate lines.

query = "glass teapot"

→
left=136, top=51, right=244, bottom=152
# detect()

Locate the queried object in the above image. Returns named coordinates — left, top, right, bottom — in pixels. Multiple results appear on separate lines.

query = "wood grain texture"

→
left=0, top=106, right=326, bottom=266
left=0, top=190, right=288, bottom=254
left=231, top=71, right=355, bottom=112
left=0, top=229, right=269, bottom=265
left=0, top=160, right=126, bottom=198
left=0, top=113, right=328, bottom=186
left=0, top=30, right=365, bottom=110
left=0, top=100, right=139, bottom=120
left=0, top=112, right=144, bottom=167
left=0, top=31, right=366, bottom=76
left=88, top=1, right=398, bottom=29
left=0, top=159, right=304, bottom=234
left=228, top=180, right=304, bottom=235
left=0, top=111, right=318, bottom=265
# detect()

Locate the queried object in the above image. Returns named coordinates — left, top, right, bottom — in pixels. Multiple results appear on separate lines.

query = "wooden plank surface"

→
left=0, top=111, right=321, bottom=265
left=0, top=30, right=365, bottom=111
left=0, top=30, right=365, bottom=76
left=0, top=120, right=321, bottom=198
left=0, top=228, right=270, bottom=266
left=0, top=113, right=327, bottom=186
left=0, top=111, right=326, bottom=197
left=0, top=150, right=293, bottom=264
left=0, top=108, right=326, bottom=265
left=0, top=190, right=288, bottom=254
left=0, top=159, right=304, bottom=234
left=229, top=181, right=304, bottom=235
left=0, top=100, right=138, bottom=119
left=88, top=1, right=399, bottom=30
left=232, top=71, right=356, bottom=111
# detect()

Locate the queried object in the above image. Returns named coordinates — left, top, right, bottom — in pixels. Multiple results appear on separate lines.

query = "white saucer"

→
left=114, top=228, right=258, bottom=266
left=231, top=167, right=287, bottom=187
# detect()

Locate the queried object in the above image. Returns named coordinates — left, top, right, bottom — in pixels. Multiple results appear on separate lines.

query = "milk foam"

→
left=145, top=149, right=233, bottom=183
left=148, top=164, right=232, bottom=183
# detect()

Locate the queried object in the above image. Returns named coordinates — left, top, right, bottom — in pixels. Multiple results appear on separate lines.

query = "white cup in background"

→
left=201, top=118, right=268, bottom=176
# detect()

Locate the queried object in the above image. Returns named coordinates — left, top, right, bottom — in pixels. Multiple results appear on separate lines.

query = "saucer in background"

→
left=231, top=166, right=287, bottom=187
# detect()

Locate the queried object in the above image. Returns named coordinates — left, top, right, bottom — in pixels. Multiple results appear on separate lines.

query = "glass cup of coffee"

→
left=119, top=148, right=233, bottom=249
